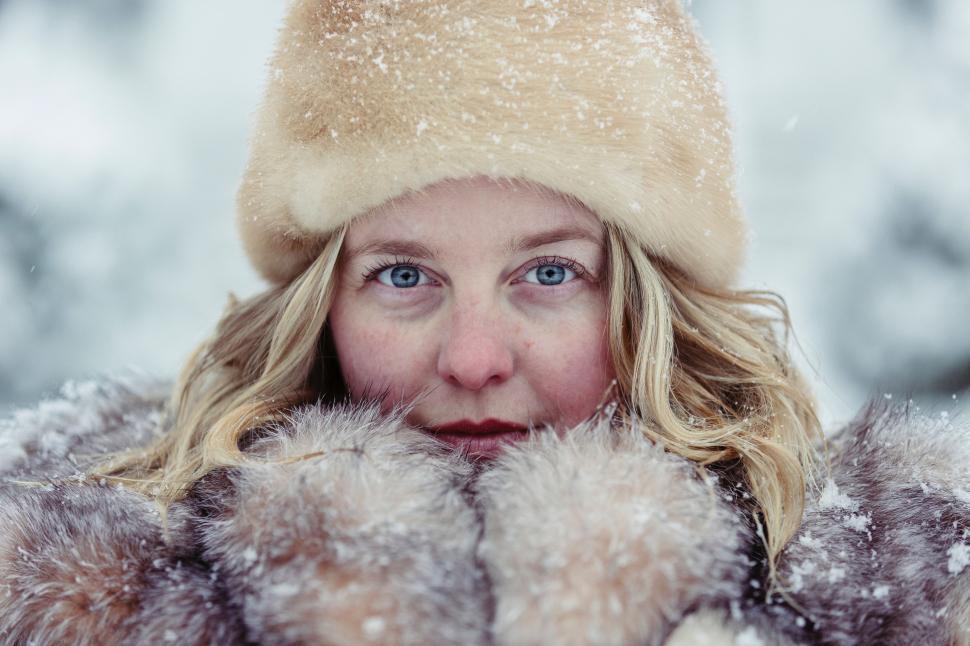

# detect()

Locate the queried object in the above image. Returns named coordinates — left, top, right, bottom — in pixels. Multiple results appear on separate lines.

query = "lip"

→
left=425, top=418, right=530, bottom=459
left=428, top=418, right=528, bottom=434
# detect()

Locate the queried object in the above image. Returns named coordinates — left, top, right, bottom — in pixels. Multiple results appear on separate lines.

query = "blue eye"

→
left=523, top=263, right=576, bottom=286
left=375, top=264, right=429, bottom=288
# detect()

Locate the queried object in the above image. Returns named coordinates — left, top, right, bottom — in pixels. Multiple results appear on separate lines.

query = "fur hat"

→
left=237, top=0, right=747, bottom=289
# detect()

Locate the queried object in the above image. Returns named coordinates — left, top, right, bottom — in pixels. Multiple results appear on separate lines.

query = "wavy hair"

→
left=603, top=222, right=822, bottom=590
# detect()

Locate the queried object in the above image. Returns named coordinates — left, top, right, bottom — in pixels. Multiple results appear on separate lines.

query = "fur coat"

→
left=1, top=373, right=969, bottom=645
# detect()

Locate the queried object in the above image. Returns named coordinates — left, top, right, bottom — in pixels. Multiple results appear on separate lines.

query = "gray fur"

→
left=746, top=402, right=970, bottom=644
left=1, top=374, right=968, bottom=644
left=0, top=370, right=170, bottom=480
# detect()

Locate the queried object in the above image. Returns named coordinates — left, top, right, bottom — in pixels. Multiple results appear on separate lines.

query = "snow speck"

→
left=163, top=630, right=177, bottom=642
left=788, top=560, right=817, bottom=593
left=362, top=616, right=386, bottom=640
left=818, top=479, right=859, bottom=512
left=629, top=200, right=643, bottom=213
left=783, top=115, right=800, bottom=132
left=268, top=581, right=301, bottom=597
left=735, top=626, right=765, bottom=646
left=632, top=8, right=657, bottom=26
left=873, top=585, right=890, bottom=600
left=372, top=51, right=387, bottom=73
left=947, top=543, right=970, bottom=575
left=883, top=393, right=893, bottom=400
left=416, top=119, right=429, bottom=136
left=241, top=546, right=258, bottom=566
left=827, top=566, right=846, bottom=584
left=844, top=512, right=871, bottom=532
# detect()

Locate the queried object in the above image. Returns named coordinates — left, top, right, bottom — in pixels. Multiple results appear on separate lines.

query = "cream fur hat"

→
left=238, top=0, right=747, bottom=289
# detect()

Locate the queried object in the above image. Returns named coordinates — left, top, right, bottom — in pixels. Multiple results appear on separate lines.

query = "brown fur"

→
left=191, top=402, right=490, bottom=643
left=0, top=483, right=243, bottom=644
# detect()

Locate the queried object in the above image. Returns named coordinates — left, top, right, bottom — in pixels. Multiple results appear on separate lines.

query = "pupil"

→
left=537, top=265, right=565, bottom=285
left=391, top=265, right=419, bottom=287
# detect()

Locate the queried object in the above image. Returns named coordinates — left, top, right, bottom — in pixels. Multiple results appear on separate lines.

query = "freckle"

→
left=524, top=339, right=535, bottom=349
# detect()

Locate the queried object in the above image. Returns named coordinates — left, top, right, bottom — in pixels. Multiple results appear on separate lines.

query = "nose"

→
left=436, top=301, right=515, bottom=391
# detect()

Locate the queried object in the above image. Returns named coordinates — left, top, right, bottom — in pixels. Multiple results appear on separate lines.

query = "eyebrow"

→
left=507, top=226, right=602, bottom=254
left=345, top=225, right=602, bottom=261
left=346, top=239, right=439, bottom=260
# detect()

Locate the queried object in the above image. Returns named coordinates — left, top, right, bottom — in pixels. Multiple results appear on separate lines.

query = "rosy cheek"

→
left=525, top=319, right=613, bottom=427
left=336, top=326, right=426, bottom=406
left=333, top=325, right=384, bottom=392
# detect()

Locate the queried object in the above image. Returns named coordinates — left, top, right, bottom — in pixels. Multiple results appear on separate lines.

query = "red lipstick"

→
left=425, top=418, right=529, bottom=459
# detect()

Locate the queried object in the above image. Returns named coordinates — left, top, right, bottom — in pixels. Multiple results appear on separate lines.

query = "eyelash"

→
left=522, top=255, right=590, bottom=282
left=360, top=254, right=589, bottom=285
left=360, top=255, right=422, bottom=283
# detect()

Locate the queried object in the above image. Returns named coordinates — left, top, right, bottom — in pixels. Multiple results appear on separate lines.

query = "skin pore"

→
left=327, top=175, right=617, bottom=458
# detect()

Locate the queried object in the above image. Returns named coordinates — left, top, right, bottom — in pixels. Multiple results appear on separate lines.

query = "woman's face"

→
left=328, top=175, right=616, bottom=458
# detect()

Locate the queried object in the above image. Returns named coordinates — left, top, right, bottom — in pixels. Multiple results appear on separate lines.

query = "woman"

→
left=2, top=1, right=968, bottom=644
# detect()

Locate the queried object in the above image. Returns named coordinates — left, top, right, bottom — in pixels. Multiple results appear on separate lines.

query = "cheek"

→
left=331, top=327, right=390, bottom=398
left=328, top=303, right=425, bottom=404
left=523, top=307, right=615, bottom=427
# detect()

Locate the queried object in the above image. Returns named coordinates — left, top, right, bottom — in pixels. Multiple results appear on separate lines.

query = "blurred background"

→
left=1, top=0, right=967, bottom=431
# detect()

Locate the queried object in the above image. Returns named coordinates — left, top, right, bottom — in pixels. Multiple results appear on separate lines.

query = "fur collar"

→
left=1, top=373, right=969, bottom=644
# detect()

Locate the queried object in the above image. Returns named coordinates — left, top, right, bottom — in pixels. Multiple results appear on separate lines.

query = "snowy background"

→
left=1, top=0, right=968, bottom=430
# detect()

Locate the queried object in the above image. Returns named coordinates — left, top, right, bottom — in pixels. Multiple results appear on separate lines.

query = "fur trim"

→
left=755, top=400, right=970, bottom=644
left=191, top=401, right=490, bottom=644
left=475, top=417, right=750, bottom=645
left=0, top=483, right=243, bottom=644
left=4, top=378, right=970, bottom=644
left=237, top=0, right=746, bottom=289
left=0, top=369, right=170, bottom=479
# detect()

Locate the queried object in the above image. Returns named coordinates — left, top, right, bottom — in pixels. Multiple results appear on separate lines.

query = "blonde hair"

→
left=603, top=223, right=822, bottom=589
left=80, top=213, right=820, bottom=591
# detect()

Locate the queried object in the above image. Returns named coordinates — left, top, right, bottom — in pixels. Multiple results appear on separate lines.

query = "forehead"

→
left=344, top=177, right=604, bottom=258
